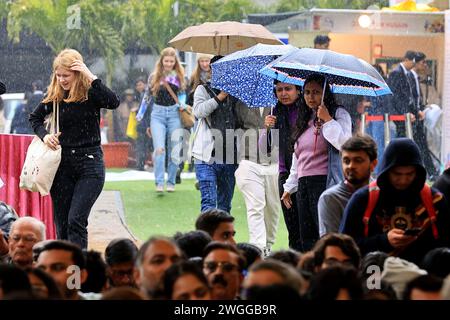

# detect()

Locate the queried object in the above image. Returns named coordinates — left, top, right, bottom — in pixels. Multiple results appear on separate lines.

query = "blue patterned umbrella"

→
left=211, top=43, right=296, bottom=107
left=260, top=48, right=392, bottom=96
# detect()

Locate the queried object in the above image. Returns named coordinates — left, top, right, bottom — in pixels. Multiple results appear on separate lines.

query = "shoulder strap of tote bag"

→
left=50, top=100, right=60, bottom=134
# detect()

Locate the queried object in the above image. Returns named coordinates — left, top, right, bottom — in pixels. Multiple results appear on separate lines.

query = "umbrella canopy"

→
left=260, top=48, right=392, bottom=96
left=168, top=21, right=283, bottom=55
left=211, top=43, right=296, bottom=107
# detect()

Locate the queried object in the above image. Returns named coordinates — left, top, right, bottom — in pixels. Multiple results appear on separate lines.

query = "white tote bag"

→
left=19, top=101, right=62, bottom=196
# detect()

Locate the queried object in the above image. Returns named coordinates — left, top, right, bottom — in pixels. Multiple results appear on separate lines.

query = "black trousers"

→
left=50, top=146, right=105, bottom=249
left=279, top=172, right=302, bottom=252
left=296, top=175, right=327, bottom=252
left=413, top=121, right=437, bottom=178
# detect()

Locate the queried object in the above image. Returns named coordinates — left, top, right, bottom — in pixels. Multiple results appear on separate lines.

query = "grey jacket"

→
left=234, top=104, right=278, bottom=165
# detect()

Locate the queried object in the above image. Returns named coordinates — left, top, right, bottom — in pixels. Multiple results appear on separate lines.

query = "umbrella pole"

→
left=314, top=79, right=327, bottom=156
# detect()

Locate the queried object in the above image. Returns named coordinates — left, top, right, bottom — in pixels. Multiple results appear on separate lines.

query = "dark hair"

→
left=414, top=51, right=426, bottom=63
left=268, top=249, right=301, bottom=268
left=203, top=241, right=246, bottom=272
left=105, top=238, right=138, bottom=266
left=81, top=250, right=107, bottom=293
left=313, top=233, right=361, bottom=269
left=402, top=275, right=443, bottom=300
left=290, top=73, right=338, bottom=152
left=32, top=80, right=43, bottom=91
left=162, top=260, right=210, bottom=299
left=341, top=134, right=378, bottom=162
left=195, top=209, right=234, bottom=237
left=248, top=260, right=304, bottom=292
left=174, top=230, right=212, bottom=259
left=210, top=55, right=224, bottom=65
left=421, top=247, right=450, bottom=279
left=308, top=265, right=363, bottom=300
left=404, top=50, right=417, bottom=62
left=101, top=287, right=147, bottom=300
left=314, top=35, right=330, bottom=45
left=372, top=64, right=386, bottom=80
left=236, top=243, right=262, bottom=270
left=37, top=240, right=85, bottom=269
left=0, top=264, right=32, bottom=296
left=360, top=251, right=389, bottom=282
left=25, top=267, right=63, bottom=299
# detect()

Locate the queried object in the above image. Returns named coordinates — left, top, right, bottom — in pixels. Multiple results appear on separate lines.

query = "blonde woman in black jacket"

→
left=30, top=49, right=120, bottom=249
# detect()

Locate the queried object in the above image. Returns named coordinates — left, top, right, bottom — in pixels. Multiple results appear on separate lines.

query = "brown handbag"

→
left=162, top=81, right=195, bottom=129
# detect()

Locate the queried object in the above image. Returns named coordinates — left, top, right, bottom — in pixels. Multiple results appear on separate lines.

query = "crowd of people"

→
left=1, top=37, right=450, bottom=301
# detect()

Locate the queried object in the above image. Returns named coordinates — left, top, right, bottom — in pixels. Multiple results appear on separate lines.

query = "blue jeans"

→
left=151, top=103, right=182, bottom=186
left=51, top=146, right=105, bottom=249
left=195, top=162, right=238, bottom=213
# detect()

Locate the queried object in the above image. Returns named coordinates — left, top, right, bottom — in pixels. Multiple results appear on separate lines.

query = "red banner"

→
left=0, top=134, right=56, bottom=239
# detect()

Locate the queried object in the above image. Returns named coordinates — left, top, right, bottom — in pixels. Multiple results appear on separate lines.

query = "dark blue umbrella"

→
left=211, top=43, right=296, bottom=107
left=260, top=48, right=392, bottom=96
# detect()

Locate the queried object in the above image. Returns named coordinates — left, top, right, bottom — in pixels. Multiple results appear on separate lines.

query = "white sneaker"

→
left=156, top=185, right=164, bottom=193
left=166, top=185, right=175, bottom=192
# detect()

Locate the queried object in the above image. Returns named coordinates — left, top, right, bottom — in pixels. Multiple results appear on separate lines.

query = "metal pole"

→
left=360, top=113, right=366, bottom=134
left=405, top=113, right=414, bottom=140
left=384, top=113, right=390, bottom=146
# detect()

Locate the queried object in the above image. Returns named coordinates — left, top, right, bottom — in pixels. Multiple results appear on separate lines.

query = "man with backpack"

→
left=340, top=138, right=449, bottom=264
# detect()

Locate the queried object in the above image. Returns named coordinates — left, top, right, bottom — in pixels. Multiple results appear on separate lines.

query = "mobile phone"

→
left=404, top=228, right=421, bottom=236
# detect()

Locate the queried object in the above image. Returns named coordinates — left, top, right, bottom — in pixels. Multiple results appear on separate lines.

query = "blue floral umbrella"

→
left=259, top=48, right=392, bottom=96
left=211, top=43, right=296, bottom=107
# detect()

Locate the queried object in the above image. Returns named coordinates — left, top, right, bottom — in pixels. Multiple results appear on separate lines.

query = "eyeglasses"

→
left=203, top=261, right=239, bottom=273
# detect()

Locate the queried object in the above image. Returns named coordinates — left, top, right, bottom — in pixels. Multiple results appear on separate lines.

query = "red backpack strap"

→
left=363, top=181, right=380, bottom=237
left=420, top=184, right=439, bottom=240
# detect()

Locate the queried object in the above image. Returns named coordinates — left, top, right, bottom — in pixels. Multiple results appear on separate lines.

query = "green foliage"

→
left=119, top=0, right=263, bottom=53
left=0, top=0, right=9, bottom=20
left=6, top=0, right=123, bottom=85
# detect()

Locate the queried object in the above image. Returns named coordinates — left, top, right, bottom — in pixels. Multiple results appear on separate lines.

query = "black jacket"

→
left=387, top=65, right=416, bottom=116
left=272, top=100, right=299, bottom=174
left=340, top=138, right=450, bottom=264
left=30, top=79, right=119, bottom=148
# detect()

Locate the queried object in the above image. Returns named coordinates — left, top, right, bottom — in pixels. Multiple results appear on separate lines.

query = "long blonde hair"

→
left=150, top=47, right=185, bottom=96
left=43, top=48, right=91, bottom=104
left=189, top=53, right=213, bottom=94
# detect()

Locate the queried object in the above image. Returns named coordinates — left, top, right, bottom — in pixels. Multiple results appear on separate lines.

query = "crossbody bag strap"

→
left=162, top=81, right=179, bottom=105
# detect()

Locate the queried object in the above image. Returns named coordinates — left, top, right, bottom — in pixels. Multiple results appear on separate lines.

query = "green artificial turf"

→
left=104, top=179, right=289, bottom=250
